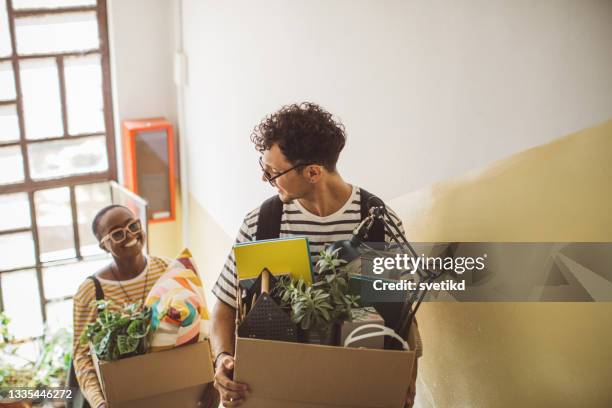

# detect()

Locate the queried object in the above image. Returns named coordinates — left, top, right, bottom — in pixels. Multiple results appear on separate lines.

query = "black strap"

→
left=87, top=275, right=104, bottom=301
left=256, top=195, right=284, bottom=240
left=256, top=188, right=386, bottom=242
left=359, top=188, right=385, bottom=242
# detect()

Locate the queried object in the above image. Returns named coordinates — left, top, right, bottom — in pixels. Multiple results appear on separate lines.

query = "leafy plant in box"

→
left=275, top=246, right=360, bottom=336
left=80, top=300, right=152, bottom=361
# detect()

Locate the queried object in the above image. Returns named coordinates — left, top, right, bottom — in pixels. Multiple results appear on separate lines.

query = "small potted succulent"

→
left=275, top=247, right=360, bottom=345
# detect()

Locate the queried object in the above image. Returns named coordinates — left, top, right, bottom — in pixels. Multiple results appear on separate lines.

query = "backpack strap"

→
left=256, top=189, right=386, bottom=242
left=87, top=275, right=104, bottom=301
left=256, top=195, right=284, bottom=240
left=359, top=188, right=385, bottom=242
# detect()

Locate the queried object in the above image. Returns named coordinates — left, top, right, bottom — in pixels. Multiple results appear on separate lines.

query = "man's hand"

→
left=214, top=354, right=249, bottom=407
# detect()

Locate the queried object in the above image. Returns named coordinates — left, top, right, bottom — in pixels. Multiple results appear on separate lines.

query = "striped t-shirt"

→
left=72, top=255, right=170, bottom=408
left=212, top=186, right=405, bottom=309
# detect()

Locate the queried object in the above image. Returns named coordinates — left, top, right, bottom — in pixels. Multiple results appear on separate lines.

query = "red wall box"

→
left=122, top=118, right=176, bottom=223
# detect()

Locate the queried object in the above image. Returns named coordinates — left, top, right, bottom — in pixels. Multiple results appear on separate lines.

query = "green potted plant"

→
left=80, top=300, right=152, bottom=361
left=275, top=247, right=360, bottom=345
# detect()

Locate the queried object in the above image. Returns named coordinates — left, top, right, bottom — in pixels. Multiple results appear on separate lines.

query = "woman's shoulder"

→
left=148, top=255, right=173, bottom=277
left=74, top=276, right=97, bottom=306
left=74, top=263, right=112, bottom=304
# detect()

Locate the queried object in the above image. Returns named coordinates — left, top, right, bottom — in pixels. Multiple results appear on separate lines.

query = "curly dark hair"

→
left=250, top=102, right=346, bottom=171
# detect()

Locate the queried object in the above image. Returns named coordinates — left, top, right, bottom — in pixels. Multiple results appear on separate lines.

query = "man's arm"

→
left=211, top=299, right=249, bottom=406
left=211, top=300, right=237, bottom=359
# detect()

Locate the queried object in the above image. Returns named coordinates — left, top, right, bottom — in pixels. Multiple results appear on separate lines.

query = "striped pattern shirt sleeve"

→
left=212, top=208, right=258, bottom=309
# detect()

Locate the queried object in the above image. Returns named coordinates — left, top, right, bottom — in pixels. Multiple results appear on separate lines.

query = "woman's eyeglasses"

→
left=258, top=157, right=313, bottom=185
left=101, top=219, right=142, bottom=244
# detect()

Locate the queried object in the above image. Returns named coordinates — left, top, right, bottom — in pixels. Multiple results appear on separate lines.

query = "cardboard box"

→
left=234, top=337, right=416, bottom=408
left=92, top=340, right=215, bottom=408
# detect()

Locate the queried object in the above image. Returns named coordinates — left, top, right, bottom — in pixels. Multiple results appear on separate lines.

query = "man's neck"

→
left=298, top=174, right=353, bottom=217
left=113, top=253, right=147, bottom=280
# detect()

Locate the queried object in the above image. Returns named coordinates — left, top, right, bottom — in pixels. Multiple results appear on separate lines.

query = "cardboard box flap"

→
left=97, top=340, right=214, bottom=403
left=234, top=338, right=415, bottom=408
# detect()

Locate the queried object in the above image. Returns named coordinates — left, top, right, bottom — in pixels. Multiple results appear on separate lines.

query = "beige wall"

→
left=390, top=120, right=612, bottom=407
left=187, top=194, right=233, bottom=304
left=147, top=186, right=183, bottom=259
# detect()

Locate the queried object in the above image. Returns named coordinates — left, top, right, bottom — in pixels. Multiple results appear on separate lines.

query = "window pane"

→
left=1, top=270, right=44, bottom=339
left=0, top=104, right=20, bottom=142
left=20, top=58, right=63, bottom=139
left=0, top=146, right=25, bottom=185
left=0, top=0, right=12, bottom=57
left=0, top=232, right=35, bottom=270
left=13, top=0, right=96, bottom=9
left=75, top=182, right=110, bottom=256
left=35, top=187, right=75, bottom=262
left=0, top=192, right=30, bottom=231
left=15, top=12, right=99, bottom=56
left=0, top=62, right=16, bottom=101
left=43, top=257, right=107, bottom=299
left=45, top=299, right=72, bottom=333
left=65, top=54, right=104, bottom=135
left=28, top=135, right=108, bottom=180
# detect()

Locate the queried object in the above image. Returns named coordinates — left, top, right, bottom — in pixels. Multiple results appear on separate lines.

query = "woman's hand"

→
left=213, top=354, right=249, bottom=407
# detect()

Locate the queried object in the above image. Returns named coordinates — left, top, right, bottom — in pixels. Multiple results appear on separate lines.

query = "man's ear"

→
left=306, top=165, right=323, bottom=183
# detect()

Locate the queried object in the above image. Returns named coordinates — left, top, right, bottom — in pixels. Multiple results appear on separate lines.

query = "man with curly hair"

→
left=210, top=102, right=421, bottom=407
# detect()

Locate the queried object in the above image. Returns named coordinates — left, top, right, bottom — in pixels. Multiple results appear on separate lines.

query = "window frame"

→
left=0, top=0, right=116, bottom=331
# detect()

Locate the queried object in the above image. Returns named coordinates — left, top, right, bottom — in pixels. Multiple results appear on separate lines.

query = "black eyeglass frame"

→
left=258, top=157, right=315, bottom=185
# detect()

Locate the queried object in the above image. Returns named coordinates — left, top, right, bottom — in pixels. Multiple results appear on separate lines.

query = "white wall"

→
left=107, top=0, right=177, bottom=181
left=181, top=0, right=612, bottom=236
left=107, top=0, right=184, bottom=257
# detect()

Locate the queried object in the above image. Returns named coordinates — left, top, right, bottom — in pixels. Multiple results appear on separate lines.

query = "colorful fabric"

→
left=145, top=249, right=210, bottom=351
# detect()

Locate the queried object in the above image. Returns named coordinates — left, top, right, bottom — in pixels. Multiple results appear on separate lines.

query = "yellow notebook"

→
left=234, top=237, right=314, bottom=284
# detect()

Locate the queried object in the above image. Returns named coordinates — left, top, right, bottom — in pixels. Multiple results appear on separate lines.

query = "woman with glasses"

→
left=71, top=205, right=170, bottom=408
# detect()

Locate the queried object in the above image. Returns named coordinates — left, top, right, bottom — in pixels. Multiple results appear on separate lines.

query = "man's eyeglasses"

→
left=258, top=157, right=313, bottom=185
left=101, top=219, right=142, bottom=244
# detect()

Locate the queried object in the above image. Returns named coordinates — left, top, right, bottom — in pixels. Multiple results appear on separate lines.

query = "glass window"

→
left=0, top=0, right=12, bottom=58
left=0, top=104, right=20, bottom=142
left=20, top=58, right=63, bottom=139
left=45, top=299, right=72, bottom=333
left=12, top=0, right=96, bottom=9
left=1, top=270, right=44, bottom=339
left=15, top=12, right=99, bottom=55
left=75, top=182, right=111, bottom=256
left=43, top=257, right=107, bottom=299
left=65, top=54, right=104, bottom=135
left=28, top=135, right=108, bottom=180
left=35, top=187, right=75, bottom=262
left=0, top=146, right=25, bottom=185
left=0, top=192, right=30, bottom=231
left=0, top=231, right=36, bottom=270
left=0, top=61, right=16, bottom=101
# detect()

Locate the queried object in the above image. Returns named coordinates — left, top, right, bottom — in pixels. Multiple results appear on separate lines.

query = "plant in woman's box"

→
left=274, top=247, right=360, bottom=345
left=80, top=300, right=151, bottom=361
